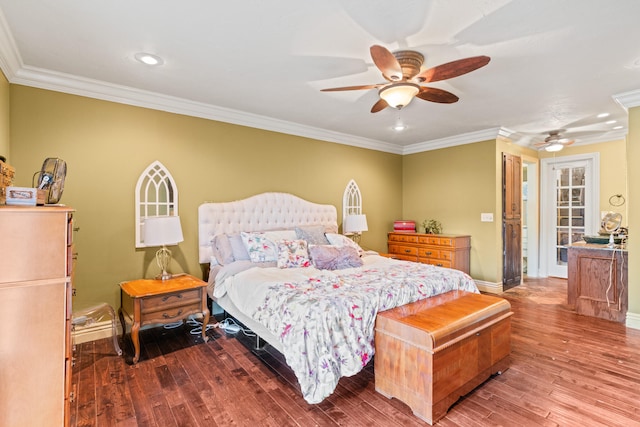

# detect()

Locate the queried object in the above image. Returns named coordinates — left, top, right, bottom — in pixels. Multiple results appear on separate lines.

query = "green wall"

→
left=6, top=81, right=638, bottom=325
left=403, top=140, right=500, bottom=282
left=402, top=136, right=624, bottom=286
left=8, top=85, right=402, bottom=311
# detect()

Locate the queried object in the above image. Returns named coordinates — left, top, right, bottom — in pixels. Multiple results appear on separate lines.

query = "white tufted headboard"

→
left=198, top=192, right=338, bottom=263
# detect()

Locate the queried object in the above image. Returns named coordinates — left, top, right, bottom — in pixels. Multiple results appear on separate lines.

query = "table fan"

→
left=35, top=158, right=67, bottom=204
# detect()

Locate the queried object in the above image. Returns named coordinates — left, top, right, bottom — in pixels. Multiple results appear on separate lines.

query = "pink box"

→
left=394, top=220, right=416, bottom=233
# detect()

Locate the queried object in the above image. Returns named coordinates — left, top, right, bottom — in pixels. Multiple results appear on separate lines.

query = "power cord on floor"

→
left=171, top=316, right=258, bottom=338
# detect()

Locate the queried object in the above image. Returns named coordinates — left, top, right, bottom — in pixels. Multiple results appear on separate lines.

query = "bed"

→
left=198, top=192, right=480, bottom=404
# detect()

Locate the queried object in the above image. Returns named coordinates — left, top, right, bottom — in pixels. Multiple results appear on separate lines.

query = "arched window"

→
left=342, top=179, right=365, bottom=236
left=135, top=161, right=179, bottom=248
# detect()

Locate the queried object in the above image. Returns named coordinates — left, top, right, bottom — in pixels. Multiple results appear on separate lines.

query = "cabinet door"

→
left=503, top=153, right=522, bottom=220
left=502, top=153, right=522, bottom=288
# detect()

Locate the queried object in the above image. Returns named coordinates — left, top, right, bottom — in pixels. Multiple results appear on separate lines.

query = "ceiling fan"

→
left=321, top=45, right=490, bottom=113
left=534, top=129, right=575, bottom=152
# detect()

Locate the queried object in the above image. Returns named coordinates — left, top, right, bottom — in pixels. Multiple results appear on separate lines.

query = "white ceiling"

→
left=0, top=0, right=638, bottom=154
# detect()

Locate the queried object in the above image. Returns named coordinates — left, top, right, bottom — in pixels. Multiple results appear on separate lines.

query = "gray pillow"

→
left=212, top=233, right=250, bottom=265
left=295, top=225, right=330, bottom=245
left=309, top=245, right=363, bottom=270
left=229, top=234, right=250, bottom=261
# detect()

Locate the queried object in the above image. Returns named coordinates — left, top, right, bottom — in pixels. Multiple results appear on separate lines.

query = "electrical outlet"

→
left=481, top=213, right=494, bottom=222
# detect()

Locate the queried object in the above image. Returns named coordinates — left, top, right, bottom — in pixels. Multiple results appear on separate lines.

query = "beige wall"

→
left=9, top=85, right=403, bottom=311
left=0, top=71, right=9, bottom=159
left=627, top=107, right=639, bottom=322
left=539, top=139, right=628, bottom=219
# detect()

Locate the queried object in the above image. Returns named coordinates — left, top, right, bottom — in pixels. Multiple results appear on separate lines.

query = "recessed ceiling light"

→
left=597, top=113, right=610, bottom=118
left=134, top=52, right=164, bottom=66
left=605, top=120, right=617, bottom=124
left=612, top=125, right=624, bottom=130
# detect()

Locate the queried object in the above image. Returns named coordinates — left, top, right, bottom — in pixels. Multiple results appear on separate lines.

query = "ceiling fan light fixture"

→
left=379, top=83, right=420, bottom=109
left=545, top=142, right=564, bottom=152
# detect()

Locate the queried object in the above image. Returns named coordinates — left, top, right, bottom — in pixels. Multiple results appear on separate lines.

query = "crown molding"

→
left=402, top=127, right=502, bottom=154
left=11, top=65, right=404, bottom=154
left=0, top=7, right=22, bottom=79
left=613, top=88, right=640, bottom=110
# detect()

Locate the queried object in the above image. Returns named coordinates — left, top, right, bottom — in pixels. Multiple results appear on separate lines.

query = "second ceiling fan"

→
left=321, top=45, right=490, bottom=113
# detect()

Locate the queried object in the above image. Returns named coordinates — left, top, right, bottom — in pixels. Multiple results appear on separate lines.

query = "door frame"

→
left=522, top=158, right=539, bottom=277
left=539, top=153, right=600, bottom=278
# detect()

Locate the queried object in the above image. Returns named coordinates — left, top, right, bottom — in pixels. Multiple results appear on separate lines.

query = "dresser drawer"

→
left=140, top=289, right=201, bottom=314
left=422, top=258, right=452, bottom=269
left=389, top=234, right=419, bottom=243
left=418, top=236, right=454, bottom=247
left=418, top=247, right=439, bottom=259
left=440, top=250, right=454, bottom=261
left=389, top=244, right=419, bottom=257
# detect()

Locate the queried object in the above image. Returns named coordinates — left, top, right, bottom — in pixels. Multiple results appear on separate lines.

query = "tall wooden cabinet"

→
left=0, top=206, right=74, bottom=427
left=502, top=152, right=522, bottom=289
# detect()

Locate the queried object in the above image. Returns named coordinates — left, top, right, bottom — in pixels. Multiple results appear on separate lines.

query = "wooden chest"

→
left=374, top=291, right=512, bottom=425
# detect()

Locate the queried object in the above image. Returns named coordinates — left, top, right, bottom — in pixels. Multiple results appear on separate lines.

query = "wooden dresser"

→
left=567, top=243, right=628, bottom=322
left=0, top=206, right=74, bottom=426
left=387, top=232, right=471, bottom=274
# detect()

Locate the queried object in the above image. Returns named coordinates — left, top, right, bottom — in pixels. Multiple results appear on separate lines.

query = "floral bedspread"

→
left=247, top=258, right=479, bottom=404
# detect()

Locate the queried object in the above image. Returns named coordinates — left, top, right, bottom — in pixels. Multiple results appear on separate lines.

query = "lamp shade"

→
left=344, top=214, right=368, bottom=233
left=379, top=83, right=420, bottom=109
left=144, top=215, right=184, bottom=246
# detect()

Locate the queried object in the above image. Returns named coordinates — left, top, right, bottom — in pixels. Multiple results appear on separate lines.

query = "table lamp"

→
left=344, top=214, right=368, bottom=243
left=144, top=215, right=184, bottom=280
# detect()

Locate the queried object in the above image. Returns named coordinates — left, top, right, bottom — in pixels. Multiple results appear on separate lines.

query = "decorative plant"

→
left=422, top=219, right=442, bottom=234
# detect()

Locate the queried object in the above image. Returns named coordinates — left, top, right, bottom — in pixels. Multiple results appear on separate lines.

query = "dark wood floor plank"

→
left=71, top=277, right=640, bottom=426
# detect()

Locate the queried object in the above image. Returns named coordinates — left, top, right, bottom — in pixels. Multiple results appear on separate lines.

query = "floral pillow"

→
left=276, top=239, right=311, bottom=268
left=240, top=232, right=278, bottom=263
left=308, top=245, right=363, bottom=270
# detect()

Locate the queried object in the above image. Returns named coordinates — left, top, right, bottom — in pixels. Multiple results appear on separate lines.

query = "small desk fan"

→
left=34, top=158, right=67, bottom=204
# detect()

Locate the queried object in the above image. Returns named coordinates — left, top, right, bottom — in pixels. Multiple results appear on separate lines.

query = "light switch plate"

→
left=481, top=213, right=494, bottom=222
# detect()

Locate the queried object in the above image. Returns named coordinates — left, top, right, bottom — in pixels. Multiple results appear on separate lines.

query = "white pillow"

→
left=325, top=233, right=364, bottom=255
left=240, top=231, right=278, bottom=263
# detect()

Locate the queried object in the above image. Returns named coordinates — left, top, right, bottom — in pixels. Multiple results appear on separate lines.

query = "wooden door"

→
left=502, top=153, right=522, bottom=289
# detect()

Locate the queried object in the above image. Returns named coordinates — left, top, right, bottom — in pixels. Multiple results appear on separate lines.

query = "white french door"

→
left=540, top=154, right=600, bottom=278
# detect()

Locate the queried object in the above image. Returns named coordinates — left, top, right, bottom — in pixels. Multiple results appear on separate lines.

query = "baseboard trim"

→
left=626, top=311, right=640, bottom=330
left=73, top=320, right=122, bottom=345
left=475, top=280, right=503, bottom=294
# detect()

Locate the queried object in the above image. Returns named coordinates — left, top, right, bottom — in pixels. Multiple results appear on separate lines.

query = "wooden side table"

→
left=118, top=274, right=210, bottom=363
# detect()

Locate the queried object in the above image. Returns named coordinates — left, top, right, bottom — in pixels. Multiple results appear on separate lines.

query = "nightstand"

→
left=118, top=274, right=210, bottom=363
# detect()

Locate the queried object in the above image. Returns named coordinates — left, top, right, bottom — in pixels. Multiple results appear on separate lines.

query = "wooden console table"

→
left=567, top=243, right=627, bottom=322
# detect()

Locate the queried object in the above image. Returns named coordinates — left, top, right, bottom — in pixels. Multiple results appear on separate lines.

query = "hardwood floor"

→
left=70, top=277, right=640, bottom=426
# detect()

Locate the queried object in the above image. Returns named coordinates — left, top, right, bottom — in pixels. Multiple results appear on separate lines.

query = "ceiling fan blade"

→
left=371, top=98, right=389, bottom=113
left=416, top=87, right=459, bottom=104
left=321, top=84, right=383, bottom=92
left=416, top=55, right=491, bottom=83
left=370, top=45, right=403, bottom=81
